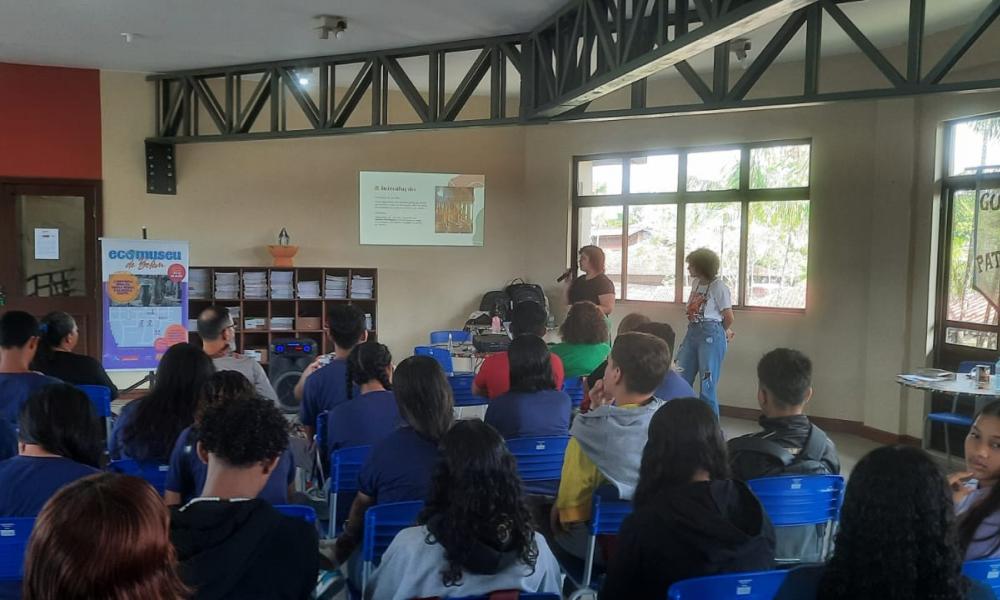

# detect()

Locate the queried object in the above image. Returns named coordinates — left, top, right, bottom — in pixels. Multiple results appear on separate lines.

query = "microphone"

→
left=556, top=268, right=573, bottom=283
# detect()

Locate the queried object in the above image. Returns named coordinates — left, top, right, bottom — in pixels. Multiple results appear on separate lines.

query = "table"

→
left=897, top=374, right=1000, bottom=459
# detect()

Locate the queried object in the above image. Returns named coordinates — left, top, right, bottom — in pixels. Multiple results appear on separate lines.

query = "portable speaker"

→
left=269, top=338, right=318, bottom=414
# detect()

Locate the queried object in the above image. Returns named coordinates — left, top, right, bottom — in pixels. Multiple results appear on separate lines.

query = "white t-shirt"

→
left=686, top=278, right=733, bottom=323
left=212, top=354, right=278, bottom=401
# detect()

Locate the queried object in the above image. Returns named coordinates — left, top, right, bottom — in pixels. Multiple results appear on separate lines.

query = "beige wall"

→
left=100, top=25, right=1000, bottom=435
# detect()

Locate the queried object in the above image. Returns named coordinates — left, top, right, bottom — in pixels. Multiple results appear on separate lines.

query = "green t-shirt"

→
left=550, top=342, right=612, bottom=378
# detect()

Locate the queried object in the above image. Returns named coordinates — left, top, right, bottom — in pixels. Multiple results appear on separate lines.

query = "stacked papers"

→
left=244, top=317, right=267, bottom=330
left=270, top=271, right=294, bottom=299
left=271, top=316, right=294, bottom=330
left=243, top=272, right=268, bottom=299
left=351, top=276, right=374, bottom=299
left=297, top=280, right=321, bottom=299
left=214, top=272, right=239, bottom=300
left=325, top=275, right=348, bottom=299
left=189, top=269, right=210, bottom=299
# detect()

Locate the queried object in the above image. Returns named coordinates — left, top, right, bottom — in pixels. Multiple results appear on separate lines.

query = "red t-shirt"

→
left=473, top=352, right=566, bottom=400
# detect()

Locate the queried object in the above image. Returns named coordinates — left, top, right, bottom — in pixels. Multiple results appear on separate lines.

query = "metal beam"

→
left=922, top=0, right=1000, bottom=85
left=528, top=0, right=819, bottom=117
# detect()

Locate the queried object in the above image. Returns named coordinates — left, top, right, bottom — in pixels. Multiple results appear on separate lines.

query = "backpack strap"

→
left=799, top=424, right=830, bottom=463
left=727, top=436, right=796, bottom=467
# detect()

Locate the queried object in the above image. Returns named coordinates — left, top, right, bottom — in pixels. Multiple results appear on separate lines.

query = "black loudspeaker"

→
left=269, top=338, right=318, bottom=414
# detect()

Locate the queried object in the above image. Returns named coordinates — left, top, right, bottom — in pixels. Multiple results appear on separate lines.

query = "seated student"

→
left=602, top=398, right=775, bottom=599
left=473, top=301, right=565, bottom=399
left=549, top=332, right=669, bottom=561
left=369, top=420, right=562, bottom=600
left=326, top=340, right=401, bottom=452
left=297, top=304, right=367, bottom=440
left=0, top=310, right=60, bottom=428
left=110, top=342, right=215, bottom=462
left=196, top=306, right=277, bottom=402
left=550, top=301, right=612, bottom=378
left=727, top=348, right=839, bottom=562
left=584, top=321, right=695, bottom=411
left=954, top=400, right=1000, bottom=560
left=0, top=384, right=102, bottom=516
left=32, top=311, right=119, bottom=398
left=170, top=394, right=319, bottom=600
left=775, top=445, right=994, bottom=600
left=334, top=355, right=454, bottom=563
left=485, top=334, right=571, bottom=439
left=22, top=473, right=190, bottom=600
left=164, top=371, right=296, bottom=506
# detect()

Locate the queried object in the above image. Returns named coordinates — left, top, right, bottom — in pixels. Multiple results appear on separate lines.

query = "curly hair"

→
left=196, top=393, right=290, bottom=467
left=559, top=301, right=608, bottom=345
left=24, top=473, right=190, bottom=600
left=194, top=370, right=255, bottom=423
left=686, top=247, right=721, bottom=280
left=420, top=420, right=538, bottom=587
left=633, top=398, right=728, bottom=508
left=819, top=445, right=968, bottom=600
left=346, top=341, right=393, bottom=401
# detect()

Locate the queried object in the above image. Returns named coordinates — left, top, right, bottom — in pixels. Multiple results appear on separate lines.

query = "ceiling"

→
left=0, top=0, right=989, bottom=90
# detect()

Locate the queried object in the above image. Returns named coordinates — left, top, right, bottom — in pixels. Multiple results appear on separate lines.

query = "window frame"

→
left=571, top=138, right=812, bottom=313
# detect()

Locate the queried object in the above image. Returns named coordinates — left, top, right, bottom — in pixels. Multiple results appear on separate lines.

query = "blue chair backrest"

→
left=77, top=385, right=112, bottom=418
left=668, top=569, right=789, bottom=600
left=449, top=374, right=483, bottom=407
left=562, top=377, right=586, bottom=408
left=362, top=501, right=424, bottom=566
left=959, top=361, right=995, bottom=375
left=451, top=595, right=561, bottom=600
left=0, top=517, right=34, bottom=581
left=414, top=346, right=454, bottom=375
left=964, top=558, right=1000, bottom=592
left=590, top=493, right=633, bottom=535
left=315, top=410, right=329, bottom=455
left=107, top=460, right=171, bottom=495
left=275, top=504, right=317, bottom=524
left=506, top=436, right=569, bottom=493
left=329, top=445, right=372, bottom=536
left=430, top=330, right=472, bottom=345
left=747, top=475, right=844, bottom=527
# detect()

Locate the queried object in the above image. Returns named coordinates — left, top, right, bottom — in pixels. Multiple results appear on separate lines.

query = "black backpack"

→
left=728, top=425, right=833, bottom=476
left=505, top=278, right=546, bottom=310
left=479, top=290, right=511, bottom=321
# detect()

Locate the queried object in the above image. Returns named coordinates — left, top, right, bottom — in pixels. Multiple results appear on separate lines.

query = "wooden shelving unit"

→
left=187, top=266, right=377, bottom=366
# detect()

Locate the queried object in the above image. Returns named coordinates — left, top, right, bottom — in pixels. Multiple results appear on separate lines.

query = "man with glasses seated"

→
left=197, top=306, right=277, bottom=403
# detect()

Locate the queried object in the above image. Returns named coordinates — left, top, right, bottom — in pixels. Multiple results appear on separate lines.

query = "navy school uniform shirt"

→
left=484, top=389, right=572, bottom=440
left=327, top=390, right=402, bottom=453
left=165, top=426, right=296, bottom=505
left=0, top=421, right=15, bottom=462
left=0, top=372, right=61, bottom=427
left=299, top=359, right=358, bottom=430
left=655, top=370, right=697, bottom=402
left=0, top=455, right=98, bottom=516
left=359, top=427, right=441, bottom=505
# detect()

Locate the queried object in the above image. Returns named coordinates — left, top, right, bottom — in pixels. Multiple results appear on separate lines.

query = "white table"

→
left=897, top=374, right=1000, bottom=461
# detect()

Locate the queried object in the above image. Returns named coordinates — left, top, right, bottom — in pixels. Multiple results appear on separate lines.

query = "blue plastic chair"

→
left=361, top=501, right=424, bottom=596
left=506, top=436, right=569, bottom=495
left=77, top=384, right=113, bottom=450
left=313, top=410, right=330, bottom=485
left=668, top=569, right=789, bottom=599
left=964, top=558, right=1000, bottom=593
left=925, top=361, right=996, bottom=467
left=327, top=445, right=372, bottom=539
left=0, top=517, right=34, bottom=582
left=450, top=373, right=485, bottom=407
left=747, top=475, right=844, bottom=563
left=414, top=346, right=454, bottom=375
left=562, top=377, right=586, bottom=408
left=107, top=460, right=171, bottom=495
left=275, top=504, right=317, bottom=524
left=566, top=493, right=633, bottom=600
left=430, top=330, right=472, bottom=345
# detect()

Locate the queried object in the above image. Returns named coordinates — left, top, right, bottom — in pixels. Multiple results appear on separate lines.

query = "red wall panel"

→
left=0, top=62, right=102, bottom=180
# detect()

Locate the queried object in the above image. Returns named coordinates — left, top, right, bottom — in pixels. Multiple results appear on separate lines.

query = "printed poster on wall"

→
left=974, top=185, right=1000, bottom=312
left=359, top=171, right=485, bottom=246
left=101, top=238, right=189, bottom=370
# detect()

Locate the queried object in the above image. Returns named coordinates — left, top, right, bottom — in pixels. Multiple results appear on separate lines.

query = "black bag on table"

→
left=505, top=278, right=546, bottom=310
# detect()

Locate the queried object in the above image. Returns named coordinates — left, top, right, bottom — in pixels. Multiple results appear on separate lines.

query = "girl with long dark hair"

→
left=776, top=445, right=992, bottom=600
left=110, top=342, right=215, bottom=462
left=32, top=311, right=119, bottom=398
left=485, top=334, right=570, bottom=439
left=602, top=398, right=775, bottom=599
left=956, top=400, right=1000, bottom=560
left=369, top=420, right=562, bottom=599
left=0, top=384, right=102, bottom=516
left=326, top=340, right=401, bottom=452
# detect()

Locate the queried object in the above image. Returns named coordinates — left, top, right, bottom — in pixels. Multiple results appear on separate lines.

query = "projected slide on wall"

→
left=360, top=171, right=485, bottom=246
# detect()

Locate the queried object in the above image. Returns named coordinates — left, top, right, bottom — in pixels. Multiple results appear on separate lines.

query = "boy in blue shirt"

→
left=0, top=310, right=60, bottom=427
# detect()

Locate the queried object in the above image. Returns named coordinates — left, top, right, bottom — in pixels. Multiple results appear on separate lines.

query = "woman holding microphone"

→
left=562, top=245, right=615, bottom=316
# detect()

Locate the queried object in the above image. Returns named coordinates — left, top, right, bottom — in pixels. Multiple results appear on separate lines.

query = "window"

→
left=572, top=141, right=811, bottom=309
